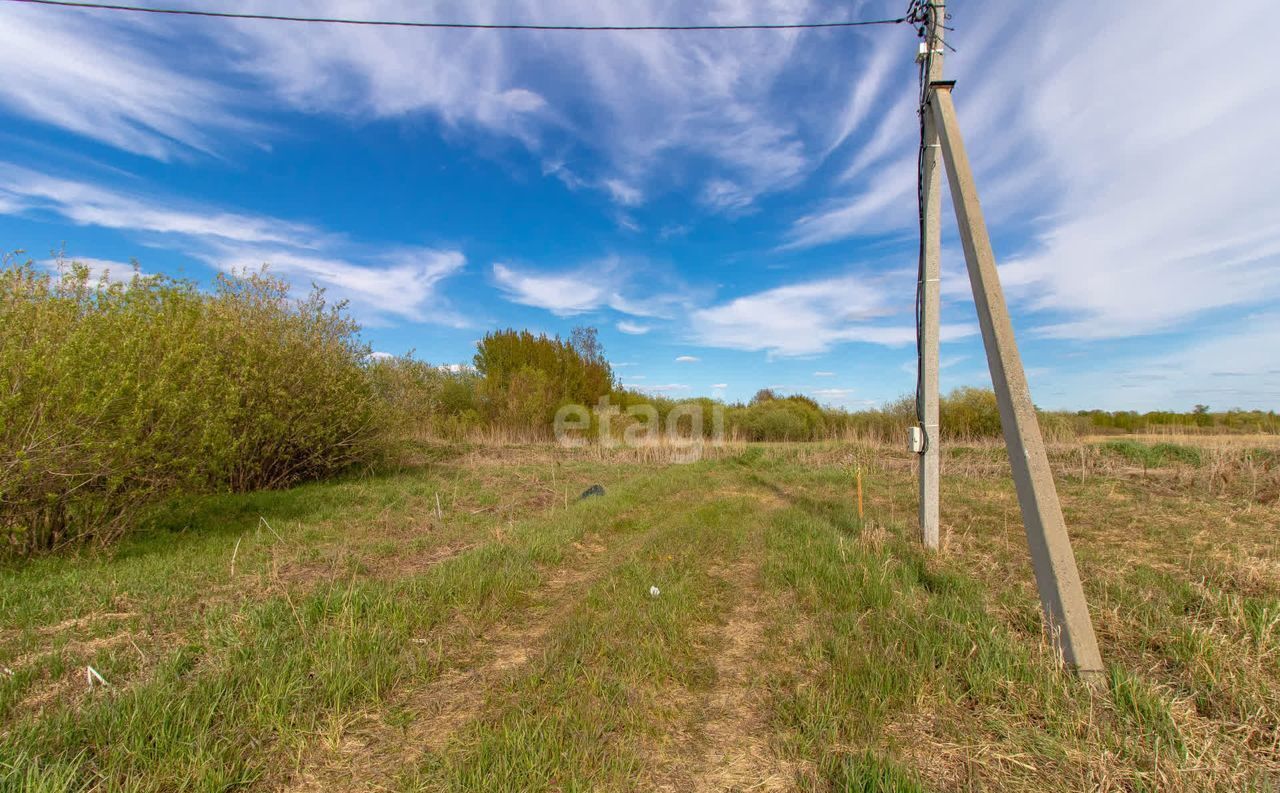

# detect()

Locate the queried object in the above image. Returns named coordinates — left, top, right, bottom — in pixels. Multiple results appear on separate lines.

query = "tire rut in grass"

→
left=663, top=529, right=798, bottom=792
left=280, top=492, right=673, bottom=792
left=401, top=534, right=619, bottom=756
left=412, top=482, right=777, bottom=791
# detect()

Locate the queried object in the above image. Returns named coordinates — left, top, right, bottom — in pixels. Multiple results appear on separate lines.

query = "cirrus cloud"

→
left=690, top=272, right=974, bottom=357
left=1, top=164, right=467, bottom=325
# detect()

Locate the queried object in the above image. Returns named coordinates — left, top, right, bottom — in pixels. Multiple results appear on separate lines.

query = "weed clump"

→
left=1100, top=439, right=1203, bottom=468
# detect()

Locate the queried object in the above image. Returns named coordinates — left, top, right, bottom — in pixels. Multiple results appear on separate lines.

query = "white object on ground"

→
left=649, top=586, right=660, bottom=598
left=86, top=665, right=108, bottom=688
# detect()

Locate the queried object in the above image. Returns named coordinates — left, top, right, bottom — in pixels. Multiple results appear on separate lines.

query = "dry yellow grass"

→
left=1, top=435, right=1276, bottom=791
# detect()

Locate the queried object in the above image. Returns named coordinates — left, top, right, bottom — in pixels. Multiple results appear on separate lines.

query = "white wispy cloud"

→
left=700, top=178, right=758, bottom=214
left=0, top=0, right=874, bottom=211
left=813, top=371, right=835, bottom=377
left=1039, top=314, right=1280, bottom=411
left=823, top=31, right=900, bottom=158
left=603, top=179, right=643, bottom=207
left=1, top=165, right=466, bottom=324
left=784, top=153, right=915, bottom=249
left=219, top=2, right=551, bottom=140
left=675, top=355, right=700, bottom=363
left=965, top=0, right=1280, bottom=340
left=898, top=353, right=970, bottom=377
left=786, top=0, right=1280, bottom=343
left=212, top=246, right=465, bottom=325
left=0, top=166, right=316, bottom=246
left=0, top=5, right=256, bottom=159
left=491, top=256, right=692, bottom=318
left=690, top=272, right=974, bottom=357
left=491, top=262, right=608, bottom=316
left=616, top=320, right=651, bottom=335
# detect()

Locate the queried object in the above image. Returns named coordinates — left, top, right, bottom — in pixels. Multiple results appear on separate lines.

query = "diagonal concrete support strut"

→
left=929, top=81, right=1105, bottom=679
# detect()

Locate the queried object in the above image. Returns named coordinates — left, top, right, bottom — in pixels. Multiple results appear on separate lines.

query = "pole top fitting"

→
left=928, top=80, right=956, bottom=91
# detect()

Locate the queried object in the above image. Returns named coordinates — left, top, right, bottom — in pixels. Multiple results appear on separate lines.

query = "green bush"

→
left=366, top=355, right=481, bottom=440
left=0, top=260, right=385, bottom=554
left=731, top=397, right=827, bottom=441
left=199, top=271, right=384, bottom=490
left=940, top=386, right=1002, bottom=440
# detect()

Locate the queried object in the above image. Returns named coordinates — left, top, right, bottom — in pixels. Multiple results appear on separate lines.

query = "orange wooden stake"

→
left=856, top=466, right=864, bottom=520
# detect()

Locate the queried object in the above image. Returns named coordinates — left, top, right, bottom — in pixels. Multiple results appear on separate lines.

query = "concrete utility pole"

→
left=928, top=82, right=1105, bottom=679
left=918, top=1, right=943, bottom=551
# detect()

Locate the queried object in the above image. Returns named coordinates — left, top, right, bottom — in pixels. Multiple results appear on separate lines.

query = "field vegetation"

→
left=1, top=439, right=1275, bottom=790
left=2, top=256, right=1277, bottom=790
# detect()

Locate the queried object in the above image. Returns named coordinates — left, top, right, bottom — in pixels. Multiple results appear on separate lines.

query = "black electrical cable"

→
left=2, top=0, right=910, bottom=31
left=909, top=0, right=938, bottom=455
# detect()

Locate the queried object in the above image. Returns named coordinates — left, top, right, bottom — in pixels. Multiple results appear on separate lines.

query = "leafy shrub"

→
left=731, top=397, right=827, bottom=441
left=1, top=259, right=385, bottom=554
left=940, top=386, right=1002, bottom=440
left=366, top=355, right=481, bottom=440
left=198, top=272, right=384, bottom=491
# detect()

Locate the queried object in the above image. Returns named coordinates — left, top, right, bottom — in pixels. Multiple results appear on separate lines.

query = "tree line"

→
left=4, top=256, right=1274, bottom=555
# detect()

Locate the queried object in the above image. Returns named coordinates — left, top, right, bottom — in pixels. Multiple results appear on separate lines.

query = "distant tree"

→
left=750, top=388, right=778, bottom=405
left=1192, top=403, right=1213, bottom=428
left=473, top=327, right=614, bottom=429
left=569, top=326, right=605, bottom=365
left=783, top=393, right=821, bottom=411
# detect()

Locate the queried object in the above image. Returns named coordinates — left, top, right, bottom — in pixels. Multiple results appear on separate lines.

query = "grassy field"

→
left=0, top=439, right=1276, bottom=791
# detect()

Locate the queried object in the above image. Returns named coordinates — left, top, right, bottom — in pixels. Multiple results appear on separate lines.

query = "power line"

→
left=2, top=0, right=908, bottom=31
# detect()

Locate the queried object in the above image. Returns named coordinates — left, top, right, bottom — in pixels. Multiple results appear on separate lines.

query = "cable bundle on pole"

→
left=910, top=0, right=943, bottom=455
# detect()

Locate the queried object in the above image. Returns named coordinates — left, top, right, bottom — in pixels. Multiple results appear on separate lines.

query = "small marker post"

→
left=856, top=465, right=864, bottom=521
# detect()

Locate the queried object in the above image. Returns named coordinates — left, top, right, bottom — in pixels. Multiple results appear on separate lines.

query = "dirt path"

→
left=280, top=498, right=678, bottom=792
left=282, top=472, right=800, bottom=792
left=650, top=496, right=798, bottom=793
left=688, top=562, right=796, bottom=792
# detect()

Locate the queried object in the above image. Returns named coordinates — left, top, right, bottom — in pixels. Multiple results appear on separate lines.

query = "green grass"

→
left=1, top=441, right=1277, bottom=791
left=413, top=487, right=759, bottom=791
left=821, top=752, right=925, bottom=793
left=1099, top=439, right=1204, bottom=468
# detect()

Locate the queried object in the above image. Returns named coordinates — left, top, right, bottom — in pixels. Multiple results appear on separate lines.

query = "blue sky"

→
left=1, top=0, right=1277, bottom=411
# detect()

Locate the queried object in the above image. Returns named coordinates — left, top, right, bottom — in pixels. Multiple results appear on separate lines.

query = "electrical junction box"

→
left=908, top=426, right=925, bottom=454
left=915, top=42, right=942, bottom=64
